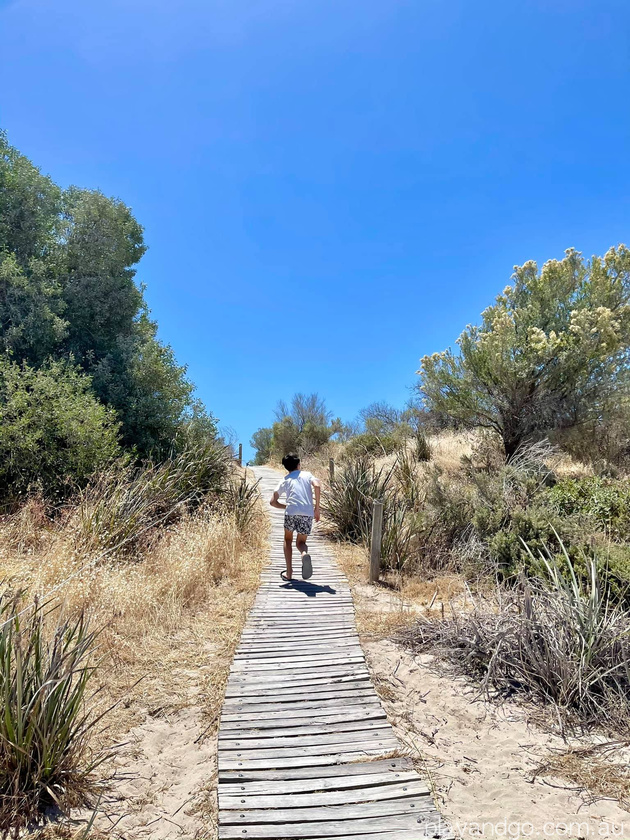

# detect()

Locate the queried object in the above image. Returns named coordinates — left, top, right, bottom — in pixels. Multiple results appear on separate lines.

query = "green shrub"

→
left=488, top=505, right=567, bottom=573
left=0, top=357, right=121, bottom=503
left=342, top=431, right=401, bottom=459
left=544, top=477, right=630, bottom=540
left=0, top=595, right=105, bottom=832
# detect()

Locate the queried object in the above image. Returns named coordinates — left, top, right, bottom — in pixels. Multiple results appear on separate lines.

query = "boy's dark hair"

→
left=282, top=453, right=301, bottom=472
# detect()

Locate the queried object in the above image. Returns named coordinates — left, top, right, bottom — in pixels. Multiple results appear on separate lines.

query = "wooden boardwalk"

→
left=217, top=466, right=449, bottom=839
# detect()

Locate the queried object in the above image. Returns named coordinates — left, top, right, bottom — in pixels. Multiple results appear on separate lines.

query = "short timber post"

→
left=329, top=458, right=335, bottom=483
left=369, top=499, right=384, bottom=584
left=237, top=443, right=243, bottom=467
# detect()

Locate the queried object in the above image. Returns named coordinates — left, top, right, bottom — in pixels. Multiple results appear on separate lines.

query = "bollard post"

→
left=329, top=458, right=335, bottom=483
left=369, top=499, right=384, bottom=583
left=237, top=443, right=243, bottom=467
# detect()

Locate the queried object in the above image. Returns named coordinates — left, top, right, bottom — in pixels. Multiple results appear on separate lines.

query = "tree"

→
left=0, top=130, right=61, bottom=265
left=0, top=253, right=67, bottom=365
left=0, top=132, right=215, bottom=463
left=273, top=393, right=336, bottom=456
left=250, top=427, right=273, bottom=465
left=0, top=357, right=121, bottom=500
left=419, top=247, right=630, bottom=457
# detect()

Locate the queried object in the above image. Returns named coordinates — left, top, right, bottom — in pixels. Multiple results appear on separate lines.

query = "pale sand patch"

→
left=364, top=638, right=630, bottom=839
left=92, top=705, right=216, bottom=839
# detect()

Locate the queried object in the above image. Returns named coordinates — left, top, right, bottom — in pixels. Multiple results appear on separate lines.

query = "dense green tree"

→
left=419, top=247, right=630, bottom=457
left=250, top=427, right=273, bottom=465
left=0, top=357, right=121, bottom=500
left=0, top=252, right=66, bottom=365
left=60, top=187, right=145, bottom=363
left=0, top=130, right=61, bottom=265
left=0, top=131, right=216, bottom=467
left=251, top=393, right=340, bottom=463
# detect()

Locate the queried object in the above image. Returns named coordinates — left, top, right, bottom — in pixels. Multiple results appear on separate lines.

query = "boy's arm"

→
left=270, top=490, right=286, bottom=509
left=312, top=476, right=321, bottom=521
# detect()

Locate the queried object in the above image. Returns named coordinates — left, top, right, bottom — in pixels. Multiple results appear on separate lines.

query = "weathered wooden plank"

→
left=231, top=655, right=365, bottom=671
left=219, top=779, right=428, bottom=809
left=218, top=748, right=404, bottom=771
left=218, top=734, right=399, bottom=759
left=224, top=675, right=371, bottom=697
left=219, top=706, right=387, bottom=738
left=218, top=757, right=413, bottom=782
left=218, top=813, right=442, bottom=838
left=219, top=796, right=435, bottom=823
left=305, top=832, right=452, bottom=840
left=221, top=693, right=378, bottom=712
left=228, top=673, right=370, bottom=689
left=219, top=725, right=393, bottom=749
left=223, top=685, right=375, bottom=702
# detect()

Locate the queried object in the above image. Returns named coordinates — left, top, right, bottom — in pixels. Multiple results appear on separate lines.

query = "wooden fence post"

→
left=369, top=499, right=384, bottom=584
left=237, top=443, right=243, bottom=467
left=329, top=458, right=335, bottom=482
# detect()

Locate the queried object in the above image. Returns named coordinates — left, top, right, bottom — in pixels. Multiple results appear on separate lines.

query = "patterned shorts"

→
left=284, top=514, right=313, bottom=535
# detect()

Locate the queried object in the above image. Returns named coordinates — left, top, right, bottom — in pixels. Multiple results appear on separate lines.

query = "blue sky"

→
left=1, top=0, right=629, bottom=459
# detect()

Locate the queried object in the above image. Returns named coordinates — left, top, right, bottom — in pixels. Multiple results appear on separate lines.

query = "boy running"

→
left=270, top=453, right=321, bottom=582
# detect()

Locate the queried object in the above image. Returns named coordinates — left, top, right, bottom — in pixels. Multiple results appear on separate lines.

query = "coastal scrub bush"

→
left=0, top=357, right=121, bottom=504
left=544, top=477, right=630, bottom=541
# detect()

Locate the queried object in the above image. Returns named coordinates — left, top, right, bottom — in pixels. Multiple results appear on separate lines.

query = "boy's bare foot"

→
left=280, top=570, right=293, bottom=582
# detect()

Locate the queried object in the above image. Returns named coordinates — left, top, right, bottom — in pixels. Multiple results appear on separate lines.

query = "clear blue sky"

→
left=1, top=0, right=629, bottom=459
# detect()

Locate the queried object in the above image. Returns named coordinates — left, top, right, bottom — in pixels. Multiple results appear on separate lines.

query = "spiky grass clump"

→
left=0, top=596, right=104, bottom=836
left=399, top=541, right=630, bottom=733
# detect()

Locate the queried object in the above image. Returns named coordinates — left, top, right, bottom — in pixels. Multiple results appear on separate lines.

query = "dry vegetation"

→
left=295, top=432, right=630, bottom=822
left=0, top=468, right=267, bottom=838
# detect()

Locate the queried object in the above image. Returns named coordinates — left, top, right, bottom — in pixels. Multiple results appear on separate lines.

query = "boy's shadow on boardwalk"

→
left=280, top=580, right=337, bottom=598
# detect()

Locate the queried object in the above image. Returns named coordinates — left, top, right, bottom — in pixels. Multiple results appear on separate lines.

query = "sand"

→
left=366, top=638, right=630, bottom=839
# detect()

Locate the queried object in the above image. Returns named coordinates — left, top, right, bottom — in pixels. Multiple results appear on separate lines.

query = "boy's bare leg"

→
left=296, top=534, right=308, bottom=558
left=283, top=530, right=294, bottom=579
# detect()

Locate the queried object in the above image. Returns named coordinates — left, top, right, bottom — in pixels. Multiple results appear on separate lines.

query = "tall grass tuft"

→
left=75, top=443, right=230, bottom=556
left=399, top=539, right=630, bottom=733
left=323, top=455, right=395, bottom=544
left=323, top=454, right=421, bottom=572
left=0, top=595, right=104, bottom=835
left=222, top=472, right=261, bottom=534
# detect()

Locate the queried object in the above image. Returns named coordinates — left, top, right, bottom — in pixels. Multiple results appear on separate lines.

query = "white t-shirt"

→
left=275, top=470, right=315, bottom=517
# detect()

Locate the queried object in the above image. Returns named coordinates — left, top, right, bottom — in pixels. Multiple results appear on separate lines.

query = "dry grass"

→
left=332, top=540, right=467, bottom=639
left=427, top=431, right=474, bottom=474
left=535, top=742, right=630, bottom=808
left=0, top=486, right=268, bottom=836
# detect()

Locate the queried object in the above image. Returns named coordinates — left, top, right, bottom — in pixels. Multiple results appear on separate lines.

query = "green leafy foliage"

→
left=420, top=247, right=630, bottom=457
left=0, top=357, right=121, bottom=502
left=544, top=477, right=630, bottom=541
left=251, top=393, right=339, bottom=463
left=250, top=427, right=273, bottom=465
left=0, top=130, right=218, bottom=493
